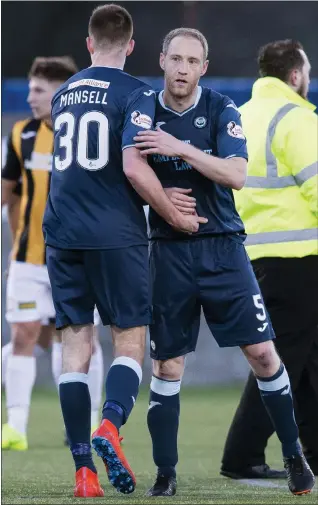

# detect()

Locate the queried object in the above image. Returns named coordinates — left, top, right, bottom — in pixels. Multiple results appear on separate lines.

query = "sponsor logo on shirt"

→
left=131, top=110, right=152, bottom=129
left=155, top=121, right=166, bottom=129
left=144, top=90, right=156, bottom=96
left=194, top=116, right=207, bottom=128
left=21, top=131, right=37, bottom=140
left=68, top=79, right=110, bottom=90
left=226, top=103, right=238, bottom=111
left=227, top=121, right=245, bottom=140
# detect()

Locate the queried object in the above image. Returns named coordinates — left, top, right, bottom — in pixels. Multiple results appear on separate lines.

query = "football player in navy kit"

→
left=134, top=28, right=315, bottom=497
left=43, top=7, right=206, bottom=498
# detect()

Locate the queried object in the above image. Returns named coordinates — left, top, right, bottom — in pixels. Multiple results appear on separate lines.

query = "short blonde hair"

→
left=162, top=28, right=208, bottom=60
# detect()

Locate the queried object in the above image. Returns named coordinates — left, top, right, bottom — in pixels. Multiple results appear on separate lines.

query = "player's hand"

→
left=164, top=187, right=196, bottom=215
left=173, top=212, right=208, bottom=234
left=134, top=127, right=183, bottom=157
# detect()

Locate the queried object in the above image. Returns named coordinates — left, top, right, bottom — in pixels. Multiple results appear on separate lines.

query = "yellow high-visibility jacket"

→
left=235, top=77, right=318, bottom=260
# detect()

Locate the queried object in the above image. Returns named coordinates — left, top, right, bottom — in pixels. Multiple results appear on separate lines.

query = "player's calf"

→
left=242, top=340, right=315, bottom=494
left=147, top=357, right=184, bottom=496
left=101, top=325, right=145, bottom=431
left=3, top=321, right=41, bottom=443
left=58, top=324, right=100, bottom=491
left=92, top=325, right=145, bottom=493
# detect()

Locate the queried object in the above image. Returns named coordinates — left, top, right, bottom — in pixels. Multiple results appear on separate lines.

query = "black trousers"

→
left=221, top=256, right=318, bottom=471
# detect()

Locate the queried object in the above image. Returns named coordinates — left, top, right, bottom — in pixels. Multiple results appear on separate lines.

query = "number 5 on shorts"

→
left=253, top=294, right=268, bottom=332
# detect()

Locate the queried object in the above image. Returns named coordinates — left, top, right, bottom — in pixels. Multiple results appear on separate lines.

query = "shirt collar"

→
left=158, top=86, right=202, bottom=116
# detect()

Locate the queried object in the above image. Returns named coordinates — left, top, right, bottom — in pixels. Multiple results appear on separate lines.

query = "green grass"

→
left=2, top=387, right=317, bottom=504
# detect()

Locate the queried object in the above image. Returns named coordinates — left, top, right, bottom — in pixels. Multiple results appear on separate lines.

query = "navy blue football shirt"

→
left=148, top=86, right=248, bottom=239
left=43, top=67, right=156, bottom=249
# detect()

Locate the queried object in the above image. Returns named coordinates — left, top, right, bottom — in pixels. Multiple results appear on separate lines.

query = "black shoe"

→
left=284, top=454, right=315, bottom=495
left=146, top=474, right=177, bottom=497
left=220, top=464, right=287, bottom=480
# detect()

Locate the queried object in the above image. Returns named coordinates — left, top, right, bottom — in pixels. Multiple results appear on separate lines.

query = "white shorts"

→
left=6, top=261, right=100, bottom=326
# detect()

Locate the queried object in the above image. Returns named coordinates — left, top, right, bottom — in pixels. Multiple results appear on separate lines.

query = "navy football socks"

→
left=102, top=357, right=142, bottom=431
left=147, top=376, right=181, bottom=478
left=256, top=363, right=301, bottom=458
left=59, top=373, right=97, bottom=473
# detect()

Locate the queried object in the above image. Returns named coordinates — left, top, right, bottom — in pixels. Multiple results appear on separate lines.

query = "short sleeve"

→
left=122, top=86, right=156, bottom=150
left=216, top=98, right=248, bottom=160
left=2, top=132, right=22, bottom=181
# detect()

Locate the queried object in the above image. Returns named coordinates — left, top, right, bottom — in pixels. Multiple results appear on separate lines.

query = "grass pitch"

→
left=2, top=386, right=317, bottom=504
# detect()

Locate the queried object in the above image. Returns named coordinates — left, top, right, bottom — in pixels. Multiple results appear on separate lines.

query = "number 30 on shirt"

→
left=54, top=111, right=109, bottom=171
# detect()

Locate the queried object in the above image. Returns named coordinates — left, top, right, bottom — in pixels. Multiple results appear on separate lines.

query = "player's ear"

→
left=159, top=53, right=165, bottom=71
left=201, top=59, right=209, bottom=77
left=86, top=36, right=94, bottom=55
left=126, top=39, right=135, bottom=57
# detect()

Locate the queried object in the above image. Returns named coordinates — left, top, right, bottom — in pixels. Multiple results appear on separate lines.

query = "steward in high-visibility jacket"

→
left=235, top=77, right=318, bottom=260
left=222, top=42, right=318, bottom=484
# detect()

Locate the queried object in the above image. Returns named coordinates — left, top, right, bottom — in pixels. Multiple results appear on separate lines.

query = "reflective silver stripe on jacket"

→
left=294, top=161, right=318, bottom=186
left=245, top=104, right=301, bottom=189
left=245, top=228, right=318, bottom=246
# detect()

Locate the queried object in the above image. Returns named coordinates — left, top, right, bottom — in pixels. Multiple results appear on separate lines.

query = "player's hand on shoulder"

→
left=164, top=187, right=196, bottom=215
left=134, top=126, right=183, bottom=157
left=173, top=211, right=208, bottom=234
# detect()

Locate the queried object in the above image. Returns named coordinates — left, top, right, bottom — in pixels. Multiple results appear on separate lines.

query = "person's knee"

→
left=112, top=325, right=146, bottom=366
left=153, top=356, right=185, bottom=381
left=241, top=340, right=280, bottom=377
left=11, top=321, right=41, bottom=355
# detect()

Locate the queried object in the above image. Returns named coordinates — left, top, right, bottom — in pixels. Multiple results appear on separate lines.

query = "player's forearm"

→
left=125, top=164, right=180, bottom=227
left=179, top=143, right=246, bottom=190
left=8, top=199, right=20, bottom=241
left=1, top=179, right=17, bottom=207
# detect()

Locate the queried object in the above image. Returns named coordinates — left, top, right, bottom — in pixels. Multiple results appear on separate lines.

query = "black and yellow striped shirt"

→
left=2, top=118, right=53, bottom=265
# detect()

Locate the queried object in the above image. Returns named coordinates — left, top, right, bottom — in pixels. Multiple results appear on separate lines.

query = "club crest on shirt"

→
left=194, top=116, right=207, bottom=128
left=227, top=121, right=245, bottom=139
left=131, top=110, right=152, bottom=129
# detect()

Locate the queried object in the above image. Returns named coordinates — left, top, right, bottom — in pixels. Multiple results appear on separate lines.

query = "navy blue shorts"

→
left=149, top=235, right=275, bottom=360
left=46, top=245, right=151, bottom=330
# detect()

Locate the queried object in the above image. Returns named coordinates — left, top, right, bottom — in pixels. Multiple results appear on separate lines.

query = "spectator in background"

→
left=221, top=39, right=318, bottom=480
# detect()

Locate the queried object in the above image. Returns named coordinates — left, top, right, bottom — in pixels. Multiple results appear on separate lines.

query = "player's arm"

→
left=123, top=147, right=205, bottom=230
left=134, top=100, right=248, bottom=190
left=2, top=132, right=22, bottom=207
left=280, top=109, right=318, bottom=217
left=7, top=184, right=21, bottom=240
left=177, top=143, right=246, bottom=190
left=122, top=87, right=207, bottom=233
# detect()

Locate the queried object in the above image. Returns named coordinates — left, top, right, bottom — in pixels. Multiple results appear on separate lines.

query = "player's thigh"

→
left=46, top=246, right=95, bottom=329
left=6, top=261, right=44, bottom=324
left=149, top=240, right=201, bottom=360
left=200, top=235, right=275, bottom=348
left=84, top=246, right=151, bottom=328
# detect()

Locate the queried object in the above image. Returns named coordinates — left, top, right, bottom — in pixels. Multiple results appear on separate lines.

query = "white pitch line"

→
left=238, top=479, right=318, bottom=491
